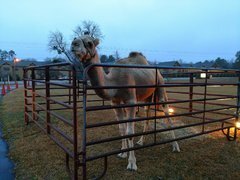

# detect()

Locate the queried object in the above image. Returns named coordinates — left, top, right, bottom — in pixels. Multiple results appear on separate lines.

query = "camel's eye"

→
left=73, top=42, right=79, bottom=46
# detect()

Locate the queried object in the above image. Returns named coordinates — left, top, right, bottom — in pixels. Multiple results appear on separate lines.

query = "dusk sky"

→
left=0, top=0, right=239, bottom=63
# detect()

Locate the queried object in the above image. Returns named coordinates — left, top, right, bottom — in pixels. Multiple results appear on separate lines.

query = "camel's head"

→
left=71, top=35, right=99, bottom=64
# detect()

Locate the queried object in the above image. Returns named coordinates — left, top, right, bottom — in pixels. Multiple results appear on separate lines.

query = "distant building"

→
left=0, top=60, right=47, bottom=81
left=155, top=61, right=182, bottom=73
left=157, top=61, right=181, bottom=67
left=0, top=61, right=12, bottom=81
left=152, top=60, right=220, bottom=69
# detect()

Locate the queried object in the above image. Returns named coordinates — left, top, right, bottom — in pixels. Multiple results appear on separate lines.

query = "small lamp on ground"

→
left=168, top=107, right=174, bottom=114
left=236, top=121, right=240, bottom=129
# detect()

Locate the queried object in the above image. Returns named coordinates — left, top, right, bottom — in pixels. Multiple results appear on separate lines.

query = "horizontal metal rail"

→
left=86, top=106, right=237, bottom=129
left=86, top=126, right=233, bottom=162
left=86, top=96, right=237, bottom=112
left=36, top=92, right=73, bottom=109
left=25, top=111, right=74, bottom=158
left=86, top=83, right=238, bottom=90
left=167, top=90, right=236, bottom=98
left=86, top=116, right=234, bottom=147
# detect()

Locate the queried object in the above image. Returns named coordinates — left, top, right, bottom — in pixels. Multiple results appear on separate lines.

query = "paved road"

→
left=0, top=128, right=15, bottom=179
left=0, top=95, right=15, bottom=179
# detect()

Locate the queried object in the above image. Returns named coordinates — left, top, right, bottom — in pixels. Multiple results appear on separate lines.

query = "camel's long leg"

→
left=137, top=105, right=151, bottom=146
left=161, top=104, right=180, bottom=152
left=112, top=101, right=128, bottom=158
left=157, top=79, right=180, bottom=152
left=125, top=100, right=137, bottom=171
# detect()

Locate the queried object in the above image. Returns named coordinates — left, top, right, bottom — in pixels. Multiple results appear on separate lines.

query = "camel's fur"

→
left=71, top=35, right=180, bottom=171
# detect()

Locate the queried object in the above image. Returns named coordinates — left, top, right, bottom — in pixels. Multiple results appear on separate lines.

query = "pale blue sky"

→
left=0, top=0, right=239, bottom=62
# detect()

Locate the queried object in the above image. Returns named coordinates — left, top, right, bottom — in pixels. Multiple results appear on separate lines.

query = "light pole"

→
left=13, top=57, right=21, bottom=82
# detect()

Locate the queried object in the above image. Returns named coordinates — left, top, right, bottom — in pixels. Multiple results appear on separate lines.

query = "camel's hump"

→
left=128, top=51, right=145, bottom=58
left=115, top=52, right=149, bottom=65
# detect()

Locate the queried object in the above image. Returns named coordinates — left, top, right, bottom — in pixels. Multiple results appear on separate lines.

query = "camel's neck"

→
left=86, top=52, right=112, bottom=100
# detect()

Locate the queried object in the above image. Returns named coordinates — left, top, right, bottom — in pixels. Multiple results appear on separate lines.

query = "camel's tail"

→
left=154, top=83, right=168, bottom=110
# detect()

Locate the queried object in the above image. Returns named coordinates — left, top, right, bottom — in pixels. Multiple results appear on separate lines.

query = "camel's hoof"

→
left=172, top=144, right=180, bottom=152
left=136, top=140, right=143, bottom=146
left=127, top=162, right=137, bottom=171
left=117, top=152, right=127, bottom=159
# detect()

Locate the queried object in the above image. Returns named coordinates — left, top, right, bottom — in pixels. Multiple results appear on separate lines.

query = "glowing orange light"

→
left=14, top=58, right=21, bottom=63
left=236, top=121, right=240, bottom=129
left=168, top=108, right=174, bottom=113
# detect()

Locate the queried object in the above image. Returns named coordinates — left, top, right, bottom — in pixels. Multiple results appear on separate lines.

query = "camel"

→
left=71, top=35, right=180, bottom=171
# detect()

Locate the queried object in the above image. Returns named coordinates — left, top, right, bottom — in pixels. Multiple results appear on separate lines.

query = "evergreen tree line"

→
left=192, top=53, right=240, bottom=69
left=1, top=47, right=240, bottom=70
left=0, top=49, right=16, bottom=61
left=99, top=51, right=240, bottom=69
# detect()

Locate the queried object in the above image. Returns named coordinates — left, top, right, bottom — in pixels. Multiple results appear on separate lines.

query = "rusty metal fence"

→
left=24, top=62, right=240, bottom=179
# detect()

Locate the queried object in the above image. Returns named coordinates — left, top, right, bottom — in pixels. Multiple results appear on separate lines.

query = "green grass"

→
left=1, top=85, right=240, bottom=179
left=0, top=89, right=68, bottom=179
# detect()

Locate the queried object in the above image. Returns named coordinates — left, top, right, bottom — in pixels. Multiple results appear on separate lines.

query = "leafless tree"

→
left=48, top=31, right=67, bottom=55
left=73, top=20, right=104, bottom=40
left=48, top=31, right=74, bottom=61
left=48, top=31, right=83, bottom=70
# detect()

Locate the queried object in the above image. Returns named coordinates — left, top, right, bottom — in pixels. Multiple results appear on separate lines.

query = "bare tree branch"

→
left=73, top=26, right=83, bottom=37
left=48, top=31, right=84, bottom=70
left=48, top=31, right=67, bottom=54
left=73, top=20, right=104, bottom=40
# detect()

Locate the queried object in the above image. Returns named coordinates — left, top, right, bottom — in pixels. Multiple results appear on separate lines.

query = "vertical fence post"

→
left=72, top=67, right=79, bottom=180
left=153, top=68, right=158, bottom=144
left=45, top=67, right=51, bottom=134
left=82, top=67, right=88, bottom=180
left=31, top=69, right=36, bottom=121
left=23, top=69, right=29, bottom=124
left=202, top=70, right=208, bottom=133
left=236, top=73, right=240, bottom=120
left=68, top=70, right=72, bottom=105
left=234, top=72, right=240, bottom=138
left=189, top=73, right=194, bottom=113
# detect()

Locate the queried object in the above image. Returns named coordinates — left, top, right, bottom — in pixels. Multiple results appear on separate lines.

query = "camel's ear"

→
left=93, top=38, right=99, bottom=46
